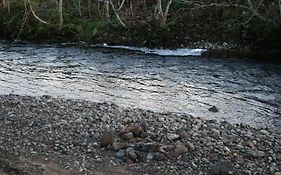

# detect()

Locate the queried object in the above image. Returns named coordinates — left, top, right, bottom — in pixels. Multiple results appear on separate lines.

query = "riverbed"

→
left=0, top=42, right=280, bottom=132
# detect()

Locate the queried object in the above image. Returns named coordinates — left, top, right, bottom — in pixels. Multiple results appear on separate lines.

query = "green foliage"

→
left=0, top=0, right=280, bottom=53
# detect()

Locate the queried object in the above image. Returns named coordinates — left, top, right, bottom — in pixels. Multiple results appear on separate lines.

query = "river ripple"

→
left=0, top=43, right=281, bottom=132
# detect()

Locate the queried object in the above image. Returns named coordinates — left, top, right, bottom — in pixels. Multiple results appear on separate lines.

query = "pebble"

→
left=167, top=133, right=180, bottom=141
left=126, top=148, right=137, bottom=160
left=116, top=149, right=125, bottom=158
left=124, top=132, right=134, bottom=140
left=100, top=130, right=114, bottom=147
left=176, top=129, right=189, bottom=139
left=211, top=128, right=220, bottom=135
left=208, top=106, right=219, bottom=112
left=146, top=153, right=154, bottom=162
left=224, top=146, right=230, bottom=153
left=112, top=142, right=126, bottom=151
left=174, top=141, right=188, bottom=155
left=260, top=129, right=270, bottom=136
left=123, top=117, right=133, bottom=124
left=0, top=95, right=280, bottom=174
left=207, top=161, right=235, bottom=175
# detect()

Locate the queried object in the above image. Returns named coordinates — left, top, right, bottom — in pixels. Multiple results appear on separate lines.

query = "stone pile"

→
left=100, top=120, right=192, bottom=163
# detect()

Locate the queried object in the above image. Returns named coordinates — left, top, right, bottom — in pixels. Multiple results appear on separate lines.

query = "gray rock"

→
left=124, top=132, right=134, bottom=140
left=146, top=153, right=154, bottom=162
left=207, top=161, right=235, bottom=175
left=101, top=114, right=110, bottom=122
left=136, top=151, right=147, bottom=162
left=126, top=148, right=137, bottom=160
left=154, top=152, right=167, bottom=161
left=176, top=129, right=189, bottom=139
left=186, top=142, right=195, bottom=151
left=212, top=128, right=220, bottom=135
left=138, top=119, right=147, bottom=132
left=167, top=133, right=180, bottom=141
left=260, top=129, right=270, bottom=136
left=256, top=150, right=265, bottom=157
left=248, top=150, right=265, bottom=158
left=224, top=146, right=231, bottom=153
left=112, top=141, right=126, bottom=151
left=174, top=141, right=188, bottom=155
left=116, top=149, right=125, bottom=158
left=123, top=117, right=133, bottom=124
left=209, top=106, right=219, bottom=112
left=100, top=130, right=114, bottom=147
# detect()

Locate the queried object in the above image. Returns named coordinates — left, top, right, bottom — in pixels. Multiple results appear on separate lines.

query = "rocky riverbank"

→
left=0, top=94, right=280, bottom=175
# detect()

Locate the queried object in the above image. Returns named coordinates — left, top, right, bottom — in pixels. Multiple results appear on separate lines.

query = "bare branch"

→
left=117, top=0, right=125, bottom=11
left=164, top=0, right=173, bottom=24
left=27, top=0, right=49, bottom=25
left=177, top=0, right=273, bottom=24
left=108, top=0, right=126, bottom=27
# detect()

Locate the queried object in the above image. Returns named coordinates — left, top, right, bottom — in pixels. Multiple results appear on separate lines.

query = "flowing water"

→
left=0, top=43, right=281, bottom=132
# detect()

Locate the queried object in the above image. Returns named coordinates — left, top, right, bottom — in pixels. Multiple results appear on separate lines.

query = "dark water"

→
left=0, top=43, right=281, bottom=132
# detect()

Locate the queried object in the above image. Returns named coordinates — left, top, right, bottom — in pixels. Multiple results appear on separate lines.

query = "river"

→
left=0, top=43, right=280, bottom=132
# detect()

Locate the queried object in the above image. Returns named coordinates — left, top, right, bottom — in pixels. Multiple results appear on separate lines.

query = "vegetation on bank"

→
left=0, top=0, right=281, bottom=54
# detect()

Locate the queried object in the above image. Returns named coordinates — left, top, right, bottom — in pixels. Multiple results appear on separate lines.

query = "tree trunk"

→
left=154, top=0, right=172, bottom=27
left=88, top=0, right=92, bottom=18
left=59, top=0, right=63, bottom=30
left=2, top=0, right=10, bottom=14
left=105, top=0, right=110, bottom=21
left=154, top=0, right=163, bottom=20
left=130, top=0, right=133, bottom=17
left=279, top=0, right=281, bottom=18
left=161, top=0, right=172, bottom=26
left=78, top=0, right=82, bottom=17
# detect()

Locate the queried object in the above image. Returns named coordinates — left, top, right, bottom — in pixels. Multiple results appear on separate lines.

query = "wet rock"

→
left=100, top=130, right=114, bottom=147
left=207, top=161, right=235, bottom=175
left=209, top=106, right=219, bottom=112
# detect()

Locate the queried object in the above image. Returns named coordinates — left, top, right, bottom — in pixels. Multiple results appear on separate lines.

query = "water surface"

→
left=0, top=43, right=280, bottom=132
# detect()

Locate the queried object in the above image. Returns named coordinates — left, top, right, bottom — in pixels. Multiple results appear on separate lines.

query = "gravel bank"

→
left=0, top=94, right=280, bottom=175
